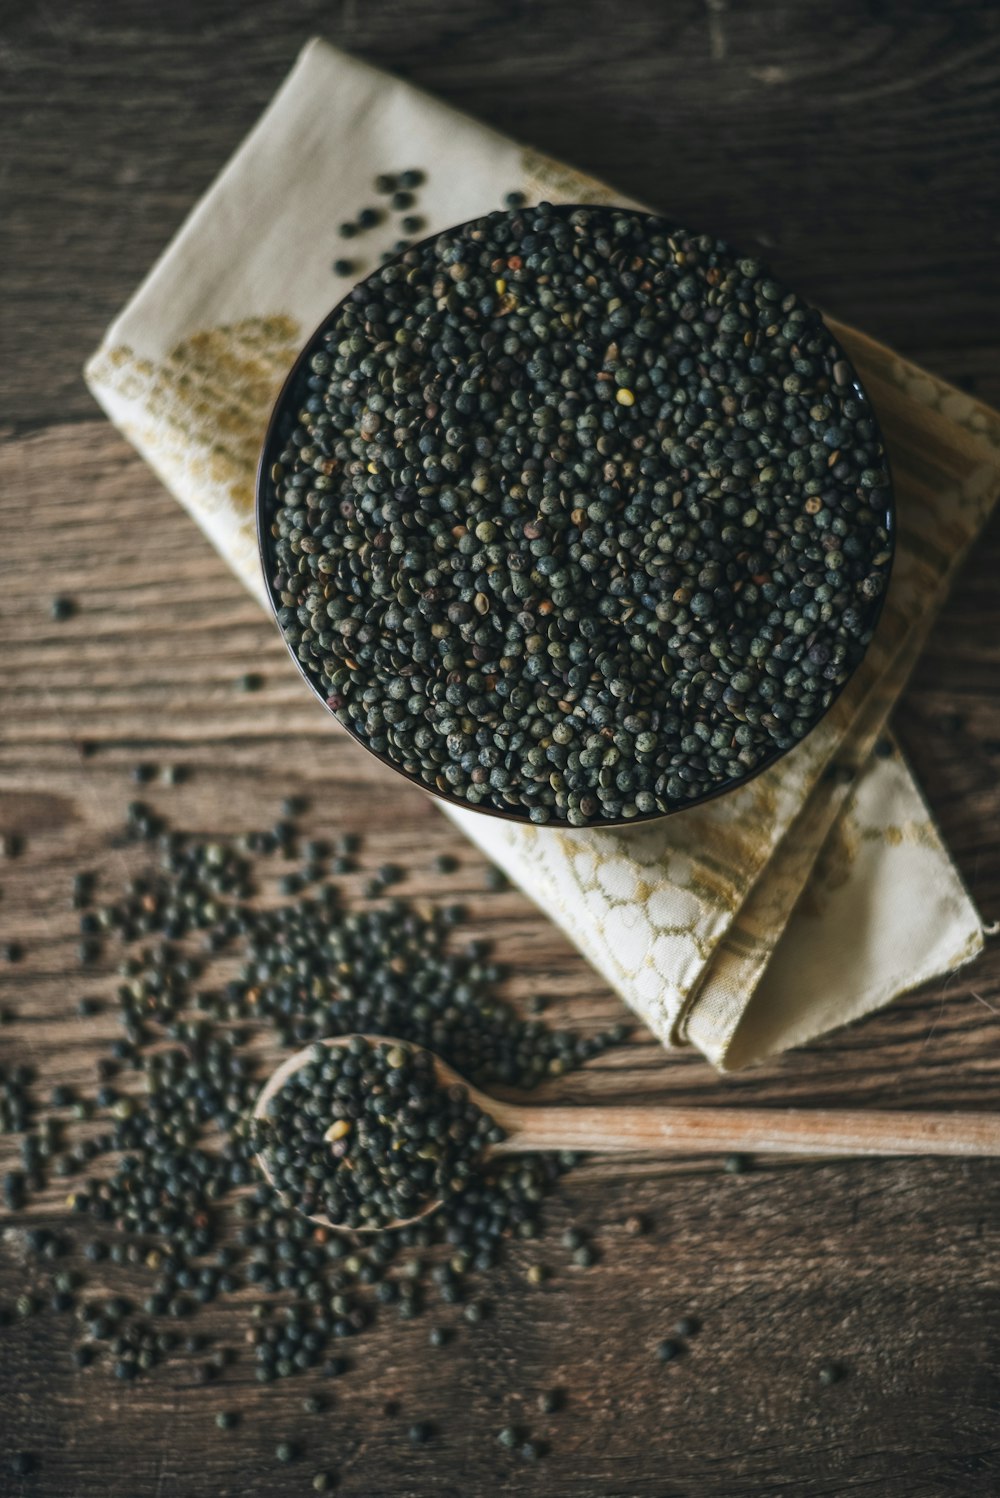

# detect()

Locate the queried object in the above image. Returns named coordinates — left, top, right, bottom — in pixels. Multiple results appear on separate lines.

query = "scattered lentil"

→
left=0, top=794, right=635, bottom=1473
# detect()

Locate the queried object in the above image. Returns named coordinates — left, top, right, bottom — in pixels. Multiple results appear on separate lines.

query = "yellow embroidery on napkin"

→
left=518, top=149, right=618, bottom=206
left=88, top=315, right=302, bottom=515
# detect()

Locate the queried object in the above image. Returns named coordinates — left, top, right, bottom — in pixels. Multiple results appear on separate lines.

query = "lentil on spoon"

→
left=252, top=1037, right=502, bottom=1230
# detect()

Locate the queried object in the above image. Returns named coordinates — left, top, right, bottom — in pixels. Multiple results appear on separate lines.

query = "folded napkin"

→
left=85, top=38, right=1000, bottom=1069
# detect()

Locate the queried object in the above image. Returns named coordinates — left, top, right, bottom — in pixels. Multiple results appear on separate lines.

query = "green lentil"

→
left=253, top=1038, right=502, bottom=1229
left=0, top=793, right=632, bottom=1468
left=263, top=205, right=891, bottom=826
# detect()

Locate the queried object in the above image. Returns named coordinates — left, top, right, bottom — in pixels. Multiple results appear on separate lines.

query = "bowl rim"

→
left=255, top=204, right=896, bottom=830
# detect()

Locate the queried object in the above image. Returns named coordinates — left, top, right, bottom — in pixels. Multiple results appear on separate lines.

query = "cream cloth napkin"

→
left=85, top=38, right=1000, bottom=1069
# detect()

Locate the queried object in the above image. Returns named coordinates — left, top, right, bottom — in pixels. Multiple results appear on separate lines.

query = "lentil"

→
left=254, top=1039, right=501, bottom=1229
left=263, top=205, right=891, bottom=826
left=0, top=794, right=635, bottom=1470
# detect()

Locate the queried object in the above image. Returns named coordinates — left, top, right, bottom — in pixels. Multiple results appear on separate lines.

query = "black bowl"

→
left=256, top=208, right=895, bottom=830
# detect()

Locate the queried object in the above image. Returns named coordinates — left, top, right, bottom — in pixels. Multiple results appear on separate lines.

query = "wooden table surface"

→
left=2, top=3, right=1000, bottom=1494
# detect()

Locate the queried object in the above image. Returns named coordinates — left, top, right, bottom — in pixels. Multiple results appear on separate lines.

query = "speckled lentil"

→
left=263, top=204, right=892, bottom=825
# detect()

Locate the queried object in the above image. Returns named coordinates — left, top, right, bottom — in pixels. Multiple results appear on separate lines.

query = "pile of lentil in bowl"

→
left=260, top=203, right=893, bottom=826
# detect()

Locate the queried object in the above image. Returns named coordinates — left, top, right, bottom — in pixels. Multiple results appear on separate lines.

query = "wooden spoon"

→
left=252, top=1035, right=1000, bottom=1232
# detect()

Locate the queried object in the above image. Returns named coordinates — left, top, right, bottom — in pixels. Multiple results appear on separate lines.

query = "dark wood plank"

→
left=2, top=0, right=1000, bottom=429
left=2, top=2, right=1000, bottom=1494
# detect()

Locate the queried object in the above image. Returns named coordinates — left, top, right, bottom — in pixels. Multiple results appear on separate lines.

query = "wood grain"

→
left=2, top=2, right=1000, bottom=1494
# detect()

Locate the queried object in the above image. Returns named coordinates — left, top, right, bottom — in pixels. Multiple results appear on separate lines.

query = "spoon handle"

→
left=489, top=1104, right=1000, bottom=1158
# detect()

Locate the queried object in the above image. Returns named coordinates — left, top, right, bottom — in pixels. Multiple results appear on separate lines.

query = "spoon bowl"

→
left=251, top=1035, right=500, bottom=1232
